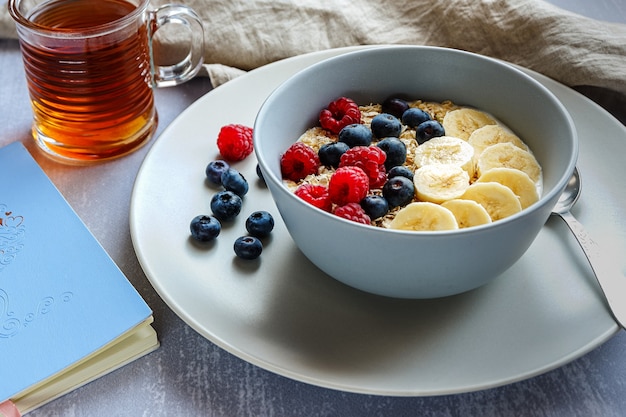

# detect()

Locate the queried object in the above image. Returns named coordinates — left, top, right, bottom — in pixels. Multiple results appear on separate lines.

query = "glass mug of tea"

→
left=8, top=0, right=204, bottom=163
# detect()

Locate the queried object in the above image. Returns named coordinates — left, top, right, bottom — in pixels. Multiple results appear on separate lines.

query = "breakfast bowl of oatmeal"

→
left=253, top=46, right=578, bottom=299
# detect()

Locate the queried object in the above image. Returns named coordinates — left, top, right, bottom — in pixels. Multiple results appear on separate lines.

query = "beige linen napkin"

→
left=152, top=0, right=626, bottom=96
left=2, top=0, right=625, bottom=95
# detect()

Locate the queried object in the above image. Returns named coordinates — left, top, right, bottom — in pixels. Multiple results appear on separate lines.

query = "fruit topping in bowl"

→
left=280, top=96, right=543, bottom=231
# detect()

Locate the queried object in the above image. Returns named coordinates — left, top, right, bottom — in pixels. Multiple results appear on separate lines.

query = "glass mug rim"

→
left=8, top=0, right=151, bottom=38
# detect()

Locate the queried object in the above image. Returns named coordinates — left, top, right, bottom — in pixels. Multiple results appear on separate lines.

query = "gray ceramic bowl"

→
left=254, top=46, right=578, bottom=299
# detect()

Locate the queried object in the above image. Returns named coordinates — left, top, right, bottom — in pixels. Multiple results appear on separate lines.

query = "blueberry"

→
left=189, top=214, right=221, bottom=242
left=387, top=165, right=414, bottom=181
left=221, top=168, right=249, bottom=196
left=401, top=108, right=431, bottom=128
left=338, top=124, right=373, bottom=147
left=318, top=141, right=350, bottom=168
left=382, top=176, right=415, bottom=208
left=416, top=120, right=445, bottom=144
left=360, top=195, right=389, bottom=220
left=205, top=160, right=230, bottom=185
left=245, top=211, right=275, bottom=237
left=376, top=137, right=407, bottom=170
left=370, top=113, right=402, bottom=139
left=234, top=236, right=263, bottom=260
left=381, top=97, right=410, bottom=119
left=210, top=190, right=242, bottom=221
left=256, top=163, right=265, bottom=182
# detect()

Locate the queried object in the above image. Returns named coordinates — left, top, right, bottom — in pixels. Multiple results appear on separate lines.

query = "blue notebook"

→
left=0, top=142, right=158, bottom=415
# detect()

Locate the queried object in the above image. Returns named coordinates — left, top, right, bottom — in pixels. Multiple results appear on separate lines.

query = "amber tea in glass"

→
left=9, top=0, right=204, bottom=163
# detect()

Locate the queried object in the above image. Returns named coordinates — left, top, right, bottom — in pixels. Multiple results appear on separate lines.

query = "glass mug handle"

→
left=149, top=4, right=205, bottom=87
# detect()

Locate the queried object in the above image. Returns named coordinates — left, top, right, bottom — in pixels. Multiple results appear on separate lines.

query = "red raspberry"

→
left=319, top=97, right=362, bottom=134
left=328, top=166, right=369, bottom=206
left=339, top=146, right=387, bottom=188
left=334, top=203, right=371, bottom=225
left=280, top=142, right=320, bottom=182
left=216, top=124, right=254, bottom=161
left=295, top=184, right=332, bottom=212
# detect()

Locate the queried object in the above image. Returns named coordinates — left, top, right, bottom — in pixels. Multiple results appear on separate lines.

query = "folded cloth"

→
left=156, top=0, right=626, bottom=95
left=2, top=0, right=625, bottom=95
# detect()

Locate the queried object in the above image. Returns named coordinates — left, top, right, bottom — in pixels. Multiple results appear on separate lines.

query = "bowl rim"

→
left=254, top=45, right=579, bottom=237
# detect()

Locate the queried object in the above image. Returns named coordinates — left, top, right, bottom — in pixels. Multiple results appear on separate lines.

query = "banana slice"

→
left=468, top=124, right=528, bottom=157
left=414, top=136, right=475, bottom=177
left=442, top=108, right=497, bottom=141
left=389, top=202, right=459, bottom=231
left=413, top=164, right=470, bottom=204
left=441, top=199, right=493, bottom=228
left=477, top=167, right=539, bottom=209
left=460, top=182, right=522, bottom=221
left=477, top=142, right=542, bottom=182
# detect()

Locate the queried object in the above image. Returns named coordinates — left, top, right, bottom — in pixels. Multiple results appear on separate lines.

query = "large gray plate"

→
left=130, top=46, right=625, bottom=396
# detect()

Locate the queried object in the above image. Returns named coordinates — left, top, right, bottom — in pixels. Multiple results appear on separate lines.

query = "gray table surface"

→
left=2, top=1, right=626, bottom=416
